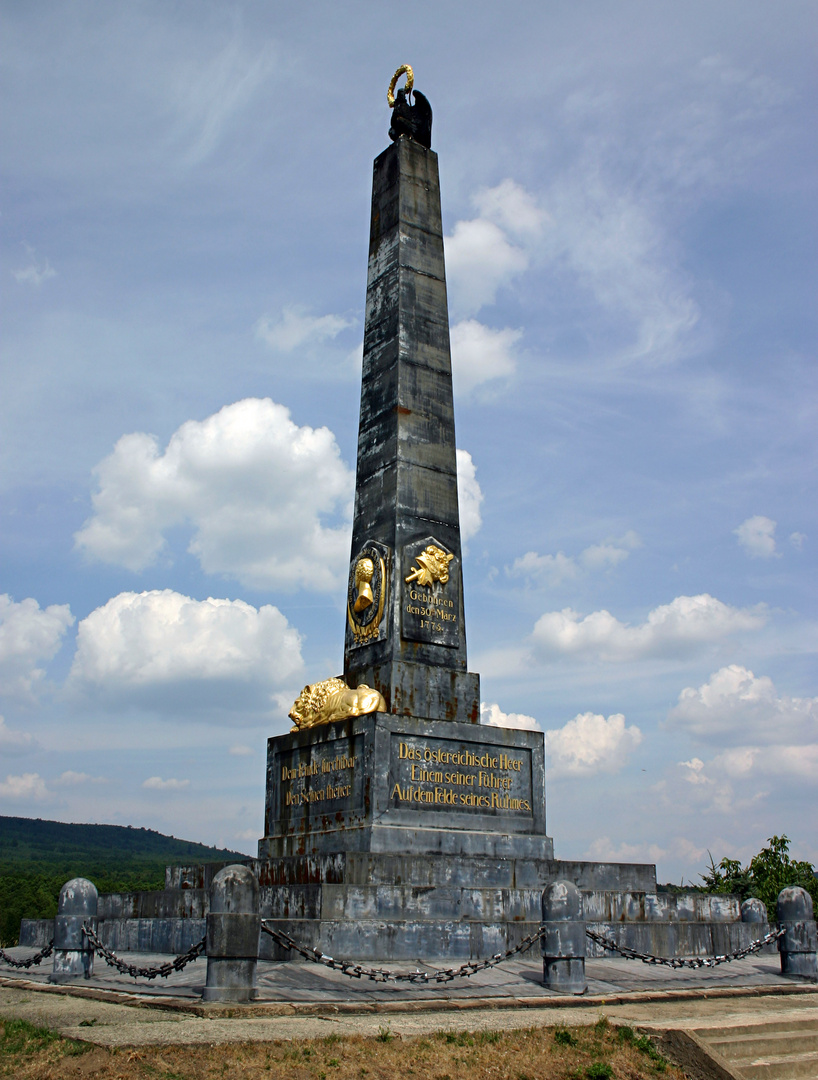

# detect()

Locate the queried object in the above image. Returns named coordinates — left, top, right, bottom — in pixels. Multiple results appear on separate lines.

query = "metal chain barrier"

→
left=82, top=923, right=206, bottom=981
left=585, top=926, right=785, bottom=969
left=260, top=920, right=546, bottom=983
left=0, top=940, right=54, bottom=969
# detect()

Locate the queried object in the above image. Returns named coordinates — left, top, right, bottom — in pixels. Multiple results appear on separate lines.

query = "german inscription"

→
left=277, top=735, right=363, bottom=819
left=389, top=733, right=533, bottom=816
left=401, top=536, right=459, bottom=647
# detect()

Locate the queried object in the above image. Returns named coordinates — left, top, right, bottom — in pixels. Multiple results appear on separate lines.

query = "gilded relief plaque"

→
left=402, top=536, right=459, bottom=648
left=346, top=541, right=389, bottom=648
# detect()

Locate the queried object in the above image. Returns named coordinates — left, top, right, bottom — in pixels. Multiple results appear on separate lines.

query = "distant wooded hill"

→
left=0, top=815, right=247, bottom=946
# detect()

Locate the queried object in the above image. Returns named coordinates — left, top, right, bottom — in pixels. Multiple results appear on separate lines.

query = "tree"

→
left=700, top=835, right=818, bottom=922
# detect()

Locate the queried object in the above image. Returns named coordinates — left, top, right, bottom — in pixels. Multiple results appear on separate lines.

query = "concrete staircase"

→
left=692, top=1016, right=818, bottom=1079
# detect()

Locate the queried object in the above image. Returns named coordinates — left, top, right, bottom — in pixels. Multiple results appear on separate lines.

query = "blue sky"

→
left=1, top=1, right=815, bottom=882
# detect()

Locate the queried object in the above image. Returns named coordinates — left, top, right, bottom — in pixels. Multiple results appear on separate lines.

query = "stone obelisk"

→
left=343, top=106, right=480, bottom=724
left=259, top=71, right=549, bottom=894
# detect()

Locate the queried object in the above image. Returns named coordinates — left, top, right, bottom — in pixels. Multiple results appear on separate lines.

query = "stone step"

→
left=164, top=854, right=658, bottom=893
left=737, top=1050, right=818, bottom=1079
left=694, top=1020, right=818, bottom=1080
left=707, top=1027, right=818, bottom=1058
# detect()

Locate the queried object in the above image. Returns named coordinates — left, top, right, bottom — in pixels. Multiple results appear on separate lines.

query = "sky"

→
left=1, top=0, right=816, bottom=885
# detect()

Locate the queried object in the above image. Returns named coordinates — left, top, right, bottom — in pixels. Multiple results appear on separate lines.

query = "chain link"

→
left=259, top=921, right=786, bottom=981
left=4, top=922, right=784, bottom=984
left=585, top=926, right=785, bottom=969
left=82, top=923, right=206, bottom=981
left=260, top=920, right=546, bottom=983
left=0, top=940, right=54, bottom=969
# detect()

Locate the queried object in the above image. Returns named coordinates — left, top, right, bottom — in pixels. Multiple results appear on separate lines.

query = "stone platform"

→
left=21, top=854, right=771, bottom=964
left=18, top=716, right=773, bottom=963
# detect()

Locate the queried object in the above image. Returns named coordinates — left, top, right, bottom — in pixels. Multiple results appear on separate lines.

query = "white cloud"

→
left=255, top=307, right=354, bottom=352
left=678, top=757, right=710, bottom=785
left=508, top=532, right=641, bottom=586
left=0, top=595, right=74, bottom=702
left=789, top=532, right=806, bottom=550
left=445, top=218, right=528, bottom=317
left=667, top=665, right=818, bottom=744
left=546, top=712, right=642, bottom=777
left=472, top=179, right=548, bottom=241
left=444, top=180, right=547, bottom=320
left=671, top=741, right=817, bottom=812
left=663, top=667, right=818, bottom=816
left=456, top=449, right=483, bottom=544
left=450, top=320, right=521, bottom=395
left=74, top=398, right=354, bottom=591
left=581, top=531, right=642, bottom=569
left=13, top=244, right=56, bottom=287
left=0, top=773, right=49, bottom=800
left=734, top=515, right=778, bottom=558
left=69, top=589, right=303, bottom=713
left=229, top=744, right=255, bottom=756
left=508, top=551, right=580, bottom=587
left=531, top=594, right=765, bottom=661
left=0, top=716, right=38, bottom=755
left=541, top=171, right=701, bottom=366
left=143, top=776, right=190, bottom=790
left=54, top=771, right=106, bottom=786
left=585, top=837, right=668, bottom=865
left=715, top=744, right=818, bottom=780
left=480, top=702, right=541, bottom=731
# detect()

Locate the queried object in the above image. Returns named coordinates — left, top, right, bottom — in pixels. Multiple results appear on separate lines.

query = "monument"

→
left=26, top=69, right=763, bottom=964
left=250, top=69, right=648, bottom=961
left=258, top=65, right=551, bottom=881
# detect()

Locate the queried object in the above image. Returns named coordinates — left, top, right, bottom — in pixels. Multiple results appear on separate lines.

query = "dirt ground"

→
left=0, top=1016, right=687, bottom=1080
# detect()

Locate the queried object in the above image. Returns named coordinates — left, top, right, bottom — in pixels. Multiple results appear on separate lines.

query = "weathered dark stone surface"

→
left=203, top=864, right=260, bottom=1003
left=259, top=712, right=549, bottom=860
left=343, top=137, right=479, bottom=723
left=541, top=881, right=587, bottom=994
left=49, top=877, right=98, bottom=983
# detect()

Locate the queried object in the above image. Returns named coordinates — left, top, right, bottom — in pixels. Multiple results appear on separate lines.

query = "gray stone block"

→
left=50, top=877, right=98, bottom=984
left=203, top=864, right=260, bottom=1003
left=541, top=881, right=586, bottom=994
left=777, top=886, right=817, bottom=980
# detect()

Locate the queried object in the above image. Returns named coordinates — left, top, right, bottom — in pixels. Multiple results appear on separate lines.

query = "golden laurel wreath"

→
left=387, top=64, right=414, bottom=108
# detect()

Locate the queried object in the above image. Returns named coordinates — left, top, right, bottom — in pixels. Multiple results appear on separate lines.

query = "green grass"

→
left=0, top=1016, right=89, bottom=1061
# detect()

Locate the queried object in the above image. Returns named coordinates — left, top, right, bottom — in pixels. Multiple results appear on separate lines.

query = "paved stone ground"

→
left=1, top=948, right=817, bottom=1050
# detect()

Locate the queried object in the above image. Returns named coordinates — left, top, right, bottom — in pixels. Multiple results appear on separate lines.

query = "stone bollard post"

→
left=49, top=877, right=98, bottom=983
left=777, top=886, right=818, bottom=981
left=202, top=864, right=260, bottom=1003
left=741, top=897, right=768, bottom=925
left=541, top=880, right=587, bottom=994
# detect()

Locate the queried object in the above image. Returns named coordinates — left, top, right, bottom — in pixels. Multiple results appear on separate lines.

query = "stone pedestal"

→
left=254, top=712, right=553, bottom=960
left=260, top=713, right=550, bottom=861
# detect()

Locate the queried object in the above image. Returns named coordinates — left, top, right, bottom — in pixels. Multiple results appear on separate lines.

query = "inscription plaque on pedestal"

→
left=388, top=732, right=534, bottom=817
left=401, top=536, right=460, bottom=648
left=276, top=733, right=364, bottom=821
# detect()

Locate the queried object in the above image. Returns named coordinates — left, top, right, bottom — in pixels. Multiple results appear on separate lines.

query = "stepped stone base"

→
left=17, top=717, right=776, bottom=963
left=20, top=851, right=773, bottom=963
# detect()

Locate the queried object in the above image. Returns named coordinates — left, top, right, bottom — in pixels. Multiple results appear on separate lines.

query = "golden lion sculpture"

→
left=289, top=678, right=386, bottom=730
